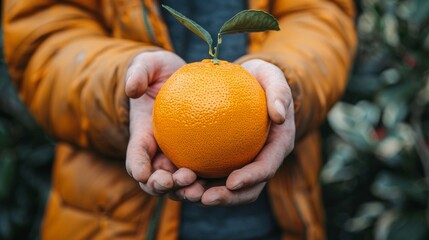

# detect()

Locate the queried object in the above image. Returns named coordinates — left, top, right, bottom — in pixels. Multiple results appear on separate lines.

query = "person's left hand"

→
left=174, top=59, right=296, bottom=206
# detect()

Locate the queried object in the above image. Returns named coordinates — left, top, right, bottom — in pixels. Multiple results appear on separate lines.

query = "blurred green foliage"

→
left=0, top=29, right=54, bottom=239
left=0, top=0, right=429, bottom=239
left=322, top=0, right=429, bottom=239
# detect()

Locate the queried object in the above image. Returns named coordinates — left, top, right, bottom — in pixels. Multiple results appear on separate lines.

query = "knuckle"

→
left=139, top=182, right=160, bottom=196
left=247, top=194, right=258, bottom=204
left=133, top=172, right=148, bottom=183
left=267, top=79, right=289, bottom=97
left=277, top=81, right=291, bottom=97
left=186, top=192, right=202, bottom=202
left=264, top=167, right=277, bottom=180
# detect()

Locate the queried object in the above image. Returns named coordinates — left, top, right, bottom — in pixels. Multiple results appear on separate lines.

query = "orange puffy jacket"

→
left=3, top=0, right=357, bottom=239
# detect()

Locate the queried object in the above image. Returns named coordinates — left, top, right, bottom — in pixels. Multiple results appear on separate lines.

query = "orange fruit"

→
left=153, top=59, right=269, bottom=178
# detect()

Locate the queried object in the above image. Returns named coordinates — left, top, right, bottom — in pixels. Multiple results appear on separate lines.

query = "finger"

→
left=241, top=60, right=292, bottom=124
left=139, top=169, right=174, bottom=196
left=126, top=135, right=153, bottom=183
left=226, top=103, right=295, bottom=190
left=201, top=182, right=266, bottom=206
left=125, top=62, right=150, bottom=99
left=172, top=168, right=197, bottom=187
left=174, top=179, right=206, bottom=202
left=125, top=51, right=186, bottom=99
left=152, top=153, right=177, bottom=173
left=126, top=96, right=158, bottom=183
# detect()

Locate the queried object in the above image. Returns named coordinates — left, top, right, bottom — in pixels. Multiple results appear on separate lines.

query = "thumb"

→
left=241, top=59, right=292, bottom=124
left=125, top=96, right=158, bottom=183
left=126, top=136, right=153, bottom=183
left=125, top=51, right=186, bottom=99
left=125, top=62, right=151, bottom=99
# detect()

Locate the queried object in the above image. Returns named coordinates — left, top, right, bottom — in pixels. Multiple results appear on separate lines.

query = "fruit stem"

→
left=211, top=33, right=223, bottom=65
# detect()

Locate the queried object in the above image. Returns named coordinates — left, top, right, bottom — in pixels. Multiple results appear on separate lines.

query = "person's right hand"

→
left=125, top=50, right=199, bottom=197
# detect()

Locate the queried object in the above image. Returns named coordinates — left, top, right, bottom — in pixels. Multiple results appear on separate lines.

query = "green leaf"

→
left=387, top=212, right=428, bottom=240
left=345, top=202, right=385, bottom=232
left=372, top=171, right=426, bottom=203
left=376, top=211, right=428, bottom=240
left=328, top=102, right=378, bottom=151
left=219, top=10, right=280, bottom=35
left=162, top=5, right=213, bottom=52
left=410, top=0, right=429, bottom=29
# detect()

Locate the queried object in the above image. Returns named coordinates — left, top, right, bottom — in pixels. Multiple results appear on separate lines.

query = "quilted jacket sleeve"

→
left=241, top=0, right=357, bottom=140
left=2, top=1, right=159, bottom=158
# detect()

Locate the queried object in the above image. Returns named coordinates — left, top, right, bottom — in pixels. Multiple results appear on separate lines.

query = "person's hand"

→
left=174, top=59, right=296, bottom=206
left=125, top=50, right=198, bottom=196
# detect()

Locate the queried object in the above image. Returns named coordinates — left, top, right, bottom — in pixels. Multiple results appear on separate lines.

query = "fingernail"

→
left=274, top=99, right=286, bottom=121
left=154, top=181, right=168, bottom=191
left=206, top=199, right=220, bottom=206
left=176, top=190, right=187, bottom=200
left=230, top=182, right=243, bottom=190
left=174, top=178, right=185, bottom=186
left=126, top=69, right=134, bottom=83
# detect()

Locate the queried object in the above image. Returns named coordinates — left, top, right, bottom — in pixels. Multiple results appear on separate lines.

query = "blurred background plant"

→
left=0, top=0, right=429, bottom=239
left=321, top=0, right=429, bottom=239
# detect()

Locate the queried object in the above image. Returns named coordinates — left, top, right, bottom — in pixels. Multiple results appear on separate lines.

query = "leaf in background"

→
left=382, top=101, right=408, bottom=129
left=328, top=102, right=378, bottom=151
left=345, top=202, right=385, bottom=232
left=346, top=74, right=382, bottom=97
left=358, top=11, right=377, bottom=34
left=382, top=14, right=399, bottom=46
left=371, top=171, right=426, bottom=204
left=416, top=77, right=429, bottom=105
left=219, top=10, right=279, bottom=35
left=380, top=68, right=401, bottom=85
left=376, top=211, right=428, bottom=240
left=375, top=210, right=400, bottom=240
left=321, top=142, right=358, bottom=183
left=162, top=5, right=213, bottom=52
left=393, top=124, right=416, bottom=150
left=410, top=0, right=429, bottom=29
left=356, top=101, right=381, bottom=125
left=376, top=81, right=419, bottom=108
left=375, top=136, right=403, bottom=161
